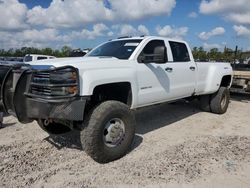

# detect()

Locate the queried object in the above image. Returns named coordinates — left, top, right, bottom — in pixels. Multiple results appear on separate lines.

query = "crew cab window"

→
left=37, top=56, right=48, bottom=60
left=169, top=41, right=190, bottom=62
left=141, top=40, right=166, bottom=54
left=138, top=40, right=167, bottom=62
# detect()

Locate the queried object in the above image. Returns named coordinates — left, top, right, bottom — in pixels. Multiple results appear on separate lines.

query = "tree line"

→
left=0, top=46, right=250, bottom=62
left=0, top=46, right=74, bottom=58
left=192, top=46, right=250, bottom=63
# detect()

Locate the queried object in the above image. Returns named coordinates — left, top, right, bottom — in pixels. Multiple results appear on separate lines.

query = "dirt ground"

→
left=0, top=93, right=250, bottom=188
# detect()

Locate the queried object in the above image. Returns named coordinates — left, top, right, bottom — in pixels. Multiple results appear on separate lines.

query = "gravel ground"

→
left=0, top=94, right=250, bottom=188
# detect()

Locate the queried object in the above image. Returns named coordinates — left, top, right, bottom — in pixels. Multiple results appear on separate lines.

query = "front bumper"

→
left=0, top=65, right=87, bottom=123
left=26, top=97, right=87, bottom=121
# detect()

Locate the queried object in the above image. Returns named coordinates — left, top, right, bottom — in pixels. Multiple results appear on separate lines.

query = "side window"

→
left=142, top=40, right=166, bottom=54
left=169, top=41, right=190, bottom=62
left=138, top=40, right=167, bottom=63
left=37, top=56, right=48, bottom=60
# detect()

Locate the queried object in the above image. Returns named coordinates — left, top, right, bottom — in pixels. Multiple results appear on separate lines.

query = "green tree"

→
left=61, top=46, right=72, bottom=57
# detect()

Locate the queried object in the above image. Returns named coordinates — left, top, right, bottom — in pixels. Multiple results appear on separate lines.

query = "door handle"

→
left=165, top=67, right=173, bottom=72
left=190, top=66, right=196, bottom=71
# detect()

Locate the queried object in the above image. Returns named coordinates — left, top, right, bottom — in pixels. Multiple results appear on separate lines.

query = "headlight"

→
left=51, top=86, right=78, bottom=96
left=50, top=70, right=77, bottom=84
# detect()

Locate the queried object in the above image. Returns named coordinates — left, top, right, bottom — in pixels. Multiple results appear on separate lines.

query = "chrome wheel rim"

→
left=103, top=118, right=125, bottom=147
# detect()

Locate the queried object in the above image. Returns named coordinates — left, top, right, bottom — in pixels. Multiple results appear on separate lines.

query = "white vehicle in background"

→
left=1, top=36, right=233, bottom=163
left=23, top=54, right=56, bottom=63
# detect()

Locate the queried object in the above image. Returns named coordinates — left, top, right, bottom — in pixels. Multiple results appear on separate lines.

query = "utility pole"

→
left=234, top=45, right=238, bottom=69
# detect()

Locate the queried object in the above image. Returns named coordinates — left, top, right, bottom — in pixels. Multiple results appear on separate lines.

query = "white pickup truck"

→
left=23, top=54, right=56, bottom=63
left=0, top=36, right=233, bottom=163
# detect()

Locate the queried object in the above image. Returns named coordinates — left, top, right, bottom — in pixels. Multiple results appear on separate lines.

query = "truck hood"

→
left=28, top=57, right=132, bottom=70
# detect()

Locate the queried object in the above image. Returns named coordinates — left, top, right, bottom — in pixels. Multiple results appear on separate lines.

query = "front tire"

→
left=81, top=101, right=135, bottom=163
left=210, top=87, right=230, bottom=114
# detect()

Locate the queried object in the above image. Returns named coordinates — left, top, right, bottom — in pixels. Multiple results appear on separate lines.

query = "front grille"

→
left=27, top=66, right=79, bottom=99
left=31, top=72, right=52, bottom=96
left=33, top=72, right=50, bottom=83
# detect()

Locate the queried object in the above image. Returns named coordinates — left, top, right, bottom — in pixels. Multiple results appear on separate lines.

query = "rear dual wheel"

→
left=210, top=87, right=230, bottom=114
left=200, top=87, right=230, bottom=114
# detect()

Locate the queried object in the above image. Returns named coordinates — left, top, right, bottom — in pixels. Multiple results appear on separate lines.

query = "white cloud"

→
left=111, top=0, right=176, bottom=20
left=0, top=23, right=151, bottom=49
left=112, top=24, right=150, bottom=36
left=200, top=0, right=249, bottom=14
left=233, top=25, right=250, bottom=37
left=0, top=0, right=177, bottom=49
left=118, top=24, right=138, bottom=36
left=228, top=12, right=250, bottom=25
left=22, top=29, right=62, bottom=42
left=72, top=23, right=110, bottom=40
left=107, top=31, right=114, bottom=37
left=0, top=0, right=28, bottom=30
left=138, top=25, right=150, bottom=36
left=27, top=0, right=113, bottom=28
left=58, top=23, right=149, bottom=42
left=200, top=0, right=250, bottom=25
left=198, top=27, right=225, bottom=40
left=188, top=12, right=198, bottom=18
left=0, top=28, right=66, bottom=49
left=27, top=0, right=176, bottom=28
left=156, top=25, right=188, bottom=39
left=203, top=42, right=223, bottom=50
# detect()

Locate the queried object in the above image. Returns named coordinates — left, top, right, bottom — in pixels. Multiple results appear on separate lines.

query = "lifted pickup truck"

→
left=0, top=36, right=233, bottom=163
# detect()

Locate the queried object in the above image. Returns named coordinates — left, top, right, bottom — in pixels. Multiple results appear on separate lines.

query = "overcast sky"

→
left=0, top=0, right=250, bottom=51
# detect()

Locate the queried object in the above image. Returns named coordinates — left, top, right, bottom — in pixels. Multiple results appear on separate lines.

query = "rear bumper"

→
left=1, top=65, right=87, bottom=123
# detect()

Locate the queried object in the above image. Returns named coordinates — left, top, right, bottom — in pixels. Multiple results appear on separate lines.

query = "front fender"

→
left=79, top=68, right=139, bottom=109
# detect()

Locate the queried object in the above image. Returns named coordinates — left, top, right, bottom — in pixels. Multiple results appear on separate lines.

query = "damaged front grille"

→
left=27, top=66, right=79, bottom=99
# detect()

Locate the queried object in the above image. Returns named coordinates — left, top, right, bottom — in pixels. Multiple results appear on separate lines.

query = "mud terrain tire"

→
left=210, top=87, right=230, bottom=114
left=81, top=101, right=135, bottom=163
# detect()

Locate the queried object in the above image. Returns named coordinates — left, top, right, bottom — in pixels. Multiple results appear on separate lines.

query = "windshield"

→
left=88, top=39, right=142, bottom=60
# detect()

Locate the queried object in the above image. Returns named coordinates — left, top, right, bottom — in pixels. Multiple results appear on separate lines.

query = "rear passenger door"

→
left=164, top=41, right=196, bottom=99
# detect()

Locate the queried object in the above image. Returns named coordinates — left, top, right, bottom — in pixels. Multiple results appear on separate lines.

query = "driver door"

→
left=136, top=40, right=171, bottom=107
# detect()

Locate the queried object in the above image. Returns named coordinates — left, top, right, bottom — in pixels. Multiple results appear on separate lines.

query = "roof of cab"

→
left=111, top=36, right=187, bottom=44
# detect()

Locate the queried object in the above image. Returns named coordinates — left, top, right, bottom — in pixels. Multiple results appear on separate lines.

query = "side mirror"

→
left=138, top=46, right=167, bottom=64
